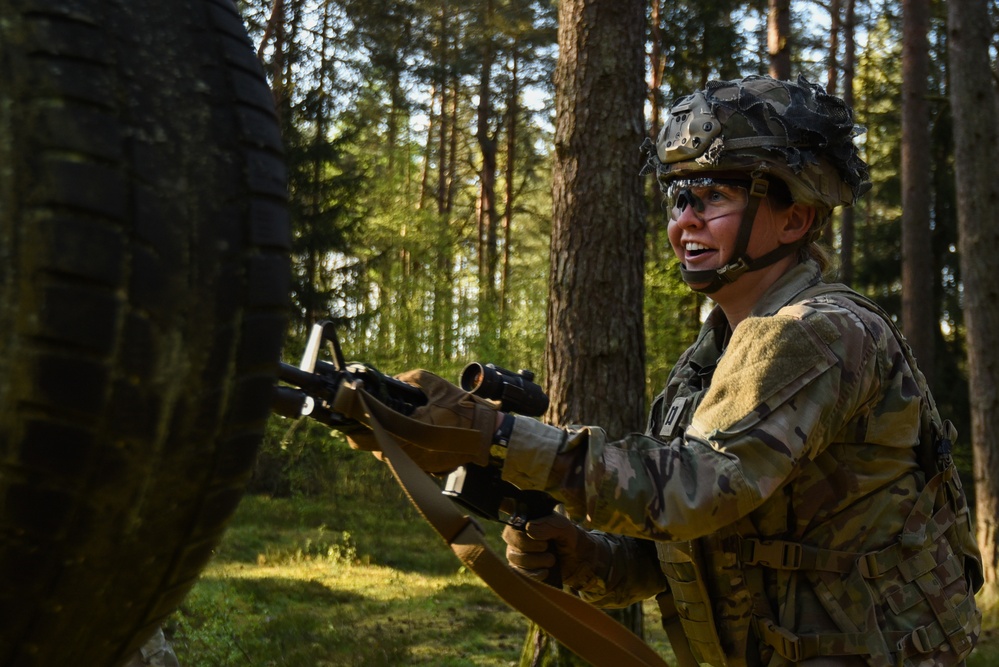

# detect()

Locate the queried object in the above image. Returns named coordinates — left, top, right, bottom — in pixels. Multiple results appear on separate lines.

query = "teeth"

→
left=685, top=242, right=711, bottom=251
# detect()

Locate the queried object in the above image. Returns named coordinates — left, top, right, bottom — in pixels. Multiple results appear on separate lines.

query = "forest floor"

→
left=167, top=452, right=997, bottom=666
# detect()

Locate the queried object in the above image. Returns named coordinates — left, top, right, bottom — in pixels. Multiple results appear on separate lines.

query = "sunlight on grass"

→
left=170, top=493, right=527, bottom=666
left=167, top=461, right=997, bottom=666
left=208, top=561, right=524, bottom=664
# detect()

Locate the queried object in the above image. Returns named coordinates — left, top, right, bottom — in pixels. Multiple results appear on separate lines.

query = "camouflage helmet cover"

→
left=645, top=75, right=872, bottom=215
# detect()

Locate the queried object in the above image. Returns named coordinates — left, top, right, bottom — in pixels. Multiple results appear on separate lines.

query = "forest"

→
left=201, top=0, right=999, bottom=663
left=236, top=0, right=980, bottom=425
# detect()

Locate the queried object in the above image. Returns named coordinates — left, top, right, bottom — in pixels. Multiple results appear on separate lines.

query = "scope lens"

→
left=460, top=363, right=486, bottom=392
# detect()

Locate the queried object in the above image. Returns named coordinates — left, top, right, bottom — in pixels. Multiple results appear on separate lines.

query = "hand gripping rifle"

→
left=444, top=363, right=555, bottom=530
left=271, top=321, right=672, bottom=667
left=272, top=321, right=557, bottom=530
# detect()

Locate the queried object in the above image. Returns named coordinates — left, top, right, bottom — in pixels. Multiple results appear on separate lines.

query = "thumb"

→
left=395, top=368, right=445, bottom=392
left=523, top=514, right=576, bottom=544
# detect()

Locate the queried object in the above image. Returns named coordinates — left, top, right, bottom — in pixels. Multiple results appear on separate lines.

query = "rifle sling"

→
left=353, top=386, right=676, bottom=667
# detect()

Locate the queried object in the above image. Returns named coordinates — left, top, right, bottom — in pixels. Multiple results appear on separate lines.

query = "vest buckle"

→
left=758, top=618, right=801, bottom=662
left=741, top=538, right=803, bottom=569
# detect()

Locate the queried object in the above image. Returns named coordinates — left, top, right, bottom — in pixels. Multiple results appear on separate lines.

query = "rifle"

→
left=272, top=321, right=427, bottom=429
left=272, top=322, right=674, bottom=666
left=272, top=320, right=558, bottom=532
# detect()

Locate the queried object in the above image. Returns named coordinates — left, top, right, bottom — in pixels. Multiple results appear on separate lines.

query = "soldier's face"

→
left=667, top=184, right=815, bottom=296
left=669, top=193, right=782, bottom=274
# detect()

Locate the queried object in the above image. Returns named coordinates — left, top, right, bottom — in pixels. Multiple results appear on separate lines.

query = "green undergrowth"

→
left=166, top=445, right=995, bottom=666
left=167, top=449, right=531, bottom=666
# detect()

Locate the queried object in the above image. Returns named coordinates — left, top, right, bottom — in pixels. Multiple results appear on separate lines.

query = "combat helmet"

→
left=642, top=75, right=871, bottom=293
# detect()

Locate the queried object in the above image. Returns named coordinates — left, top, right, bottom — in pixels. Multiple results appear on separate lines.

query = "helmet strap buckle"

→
left=749, top=176, right=770, bottom=199
left=717, top=257, right=750, bottom=284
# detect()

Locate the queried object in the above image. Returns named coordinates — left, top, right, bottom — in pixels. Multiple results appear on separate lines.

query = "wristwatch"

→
left=493, top=412, right=516, bottom=447
left=492, top=412, right=516, bottom=448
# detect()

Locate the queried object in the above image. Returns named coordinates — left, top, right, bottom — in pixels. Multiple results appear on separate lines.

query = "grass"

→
left=167, top=448, right=997, bottom=666
left=167, top=452, right=543, bottom=666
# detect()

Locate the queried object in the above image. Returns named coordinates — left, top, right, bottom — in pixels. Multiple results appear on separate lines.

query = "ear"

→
left=777, top=203, right=816, bottom=244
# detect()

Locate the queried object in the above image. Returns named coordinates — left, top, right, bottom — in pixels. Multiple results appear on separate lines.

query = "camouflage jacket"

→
left=502, top=261, right=981, bottom=666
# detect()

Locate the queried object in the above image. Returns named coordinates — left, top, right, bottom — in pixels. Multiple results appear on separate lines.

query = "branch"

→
left=256, top=0, right=284, bottom=60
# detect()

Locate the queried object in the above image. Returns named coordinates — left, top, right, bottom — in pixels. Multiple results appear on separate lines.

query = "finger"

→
left=395, top=368, right=440, bottom=387
left=503, top=528, right=551, bottom=554
left=506, top=547, right=556, bottom=571
left=523, top=515, right=573, bottom=541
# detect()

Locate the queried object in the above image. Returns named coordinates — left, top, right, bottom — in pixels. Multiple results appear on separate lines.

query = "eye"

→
left=705, top=188, right=727, bottom=204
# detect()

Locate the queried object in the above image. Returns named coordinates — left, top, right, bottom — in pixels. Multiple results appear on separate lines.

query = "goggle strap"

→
left=731, top=177, right=769, bottom=262
left=679, top=176, right=800, bottom=294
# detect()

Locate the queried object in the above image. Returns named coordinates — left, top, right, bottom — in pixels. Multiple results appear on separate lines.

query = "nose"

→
left=672, top=201, right=704, bottom=228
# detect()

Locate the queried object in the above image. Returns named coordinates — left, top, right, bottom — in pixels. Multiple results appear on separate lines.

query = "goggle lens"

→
left=665, top=178, right=750, bottom=222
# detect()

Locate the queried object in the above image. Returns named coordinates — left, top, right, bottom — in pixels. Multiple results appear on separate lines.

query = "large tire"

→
left=0, top=1, right=289, bottom=665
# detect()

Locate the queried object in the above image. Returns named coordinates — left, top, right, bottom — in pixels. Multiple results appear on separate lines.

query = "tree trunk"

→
left=647, top=0, right=666, bottom=137
left=826, top=0, right=840, bottom=97
left=258, top=0, right=287, bottom=124
left=523, top=0, right=649, bottom=664
left=767, top=0, right=791, bottom=80
left=502, top=48, right=521, bottom=325
left=948, top=0, right=999, bottom=591
left=436, top=1, right=451, bottom=217
left=428, top=0, right=456, bottom=365
left=520, top=606, right=645, bottom=667
left=900, top=0, right=935, bottom=385
left=821, top=0, right=840, bottom=252
left=447, top=70, right=460, bottom=213
left=476, top=0, right=500, bottom=356
left=839, top=0, right=857, bottom=286
left=546, top=0, right=646, bottom=438
left=419, top=81, right=438, bottom=209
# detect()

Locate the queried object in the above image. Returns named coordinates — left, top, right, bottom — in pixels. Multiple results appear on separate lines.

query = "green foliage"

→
left=168, top=472, right=533, bottom=666
left=238, top=0, right=558, bottom=376
left=654, top=0, right=759, bottom=100
left=167, top=463, right=699, bottom=666
left=229, top=5, right=997, bottom=659
left=644, top=224, right=704, bottom=404
left=249, top=416, right=356, bottom=497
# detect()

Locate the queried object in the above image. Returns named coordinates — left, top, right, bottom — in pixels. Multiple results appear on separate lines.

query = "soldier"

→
left=386, top=75, right=983, bottom=666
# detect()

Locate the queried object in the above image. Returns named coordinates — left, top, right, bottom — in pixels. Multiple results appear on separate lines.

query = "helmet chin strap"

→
left=678, top=176, right=802, bottom=294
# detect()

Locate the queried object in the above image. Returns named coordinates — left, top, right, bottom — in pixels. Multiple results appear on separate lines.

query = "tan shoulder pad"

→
left=692, top=311, right=840, bottom=437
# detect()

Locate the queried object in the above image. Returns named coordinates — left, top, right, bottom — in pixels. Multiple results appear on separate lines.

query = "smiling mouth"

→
left=684, top=242, right=715, bottom=259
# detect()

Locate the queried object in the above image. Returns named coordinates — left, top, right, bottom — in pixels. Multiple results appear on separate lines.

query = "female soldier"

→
left=388, top=75, right=983, bottom=666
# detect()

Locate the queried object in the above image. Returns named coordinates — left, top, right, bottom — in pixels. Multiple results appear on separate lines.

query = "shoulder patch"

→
left=692, top=313, right=839, bottom=436
left=777, top=303, right=842, bottom=345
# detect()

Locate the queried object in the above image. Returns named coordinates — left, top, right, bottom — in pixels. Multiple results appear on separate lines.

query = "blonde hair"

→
left=800, top=240, right=831, bottom=274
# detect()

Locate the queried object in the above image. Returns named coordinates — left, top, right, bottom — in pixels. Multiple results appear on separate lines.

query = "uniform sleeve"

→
left=503, top=304, right=876, bottom=541
left=572, top=533, right=669, bottom=608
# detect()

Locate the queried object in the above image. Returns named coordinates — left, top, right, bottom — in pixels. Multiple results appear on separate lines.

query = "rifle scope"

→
left=459, top=363, right=549, bottom=417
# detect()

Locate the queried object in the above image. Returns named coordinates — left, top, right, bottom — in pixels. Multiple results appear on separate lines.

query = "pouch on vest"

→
left=656, top=540, right=731, bottom=666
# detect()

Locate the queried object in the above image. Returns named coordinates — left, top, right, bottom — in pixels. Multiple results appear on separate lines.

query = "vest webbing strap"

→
left=756, top=590, right=979, bottom=662
left=656, top=593, right=703, bottom=667
left=353, top=387, right=675, bottom=667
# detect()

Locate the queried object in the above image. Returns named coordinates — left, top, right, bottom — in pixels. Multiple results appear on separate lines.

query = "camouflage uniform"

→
left=501, top=260, right=982, bottom=666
